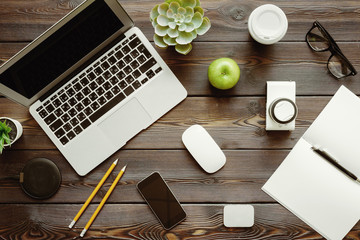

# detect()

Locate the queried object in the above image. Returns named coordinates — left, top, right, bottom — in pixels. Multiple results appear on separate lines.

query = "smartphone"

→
left=137, top=172, right=186, bottom=229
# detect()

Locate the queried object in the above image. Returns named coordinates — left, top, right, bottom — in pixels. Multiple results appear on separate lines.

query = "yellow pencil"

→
left=69, top=159, right=118, bottom=229
left=80, top=165, right=127, bottom=238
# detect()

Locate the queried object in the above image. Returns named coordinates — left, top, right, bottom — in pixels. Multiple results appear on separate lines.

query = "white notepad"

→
left=262, top=86, right=360, bottom=240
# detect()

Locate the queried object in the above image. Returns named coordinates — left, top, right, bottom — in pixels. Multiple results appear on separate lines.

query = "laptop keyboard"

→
left=35, top=33, right=163, bottom=145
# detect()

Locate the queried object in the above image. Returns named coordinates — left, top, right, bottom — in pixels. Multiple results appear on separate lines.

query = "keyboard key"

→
left=116, top=60, right=126, bottom=69
left=132, top=80, right=141, bottom=89
left=124, top=86, right=134, bottom=96
left=82, top=97, right=91, bottom=106
left=103, top=71, right=112, bottom=80
left=67, top=131, right=76, bottom=140
left=75, top=103, right=85, bottom=112
left=124, top=55, right=132, bottom=64
left=125, top=76, right=134, bottom=84
left=130, top=60, right=139, bottom=69
left=90, top=102, right=100, bottom=111
left=130, top=49, right=140, bottom=58
left=108, top=56, right=117, bottom=65
left=54, top=108, right=64, bottom=117
left=80, top=77, right=89, bottom=86
left=80, top=119, right=91, bottom=130
left=66, top=88, right=76, bottom=97
left=53, top=98, right=62, bottom=108
left=141, top=78, right=149, bottom=84
left=129, top=37, right=141, bottom=48
left=122, top=39, right=129, bottom=46
left=140, top=58, right=156, bottom=73
left=70, top=118, right=79, bottom=127
left=75, top=92, right=84, bottom=101
left=98, top=96, right=107, bottom=105
left=137, top=55, right=146, bottom=64
left=50, top=119, right=63, bottom=131
left=104, top=91, right=114, bottom=100
left=61, top=103, right=70, bottom=112
left=63, top=123, right=72, bottom=132
left=77, top=112, right=86, bottom=122
left=109, top=76, right=119, bottom=85
left=101, top=61, right=110, bottom=70
left=45, top=104, right=55, bottom=113
left=146, top=70, right=155, bottom=79
left=117, top=71, right=126, bottom=80
left=95, top=87, right=105, bottom=96
left=94, top=67, right=103, bottom=76
left=88, top=92, right=98, bottom=102
left=115, top=51, right=124, bottom=60
left=36, top=106, right=44, bottom=112
left=72, top=78, right=79, bottom=84
left=80, top=73, right=86, bottom=79
left=111, top=86, right=121, bottom=95
left=122, top=45, right=130, bottom=54
left=44, top=113, right=56, bottom=125
left=100, top=55, right=108, bottom=62
left=137, top=44, right=146, bottom=53
left=124, top=66, right=132, bottom=74
left=86, top=67, right=93, bottom=74
left=61, top=113, right=71, bottom=123
left=89, top=82, right=98, bottom=90
left=44, top=100, right=50, bottom=106
left=119, top=80, right=127, bottom=89
left=74, top=126, right=83, bottom=135
left=132, top=70, right=141, bottom=78
left=155, top=67, right=162, bottom=74
left=87, top=72, right=96, bottom=81
left=39, top=109, right=48, bottom=118
left=109, top=66, right=119, bottom=75
left=68, top=97, right=77, bottom=106
left=68, top=108, right=77, bottom=117
left=55, top=128, right=65, bottom=138
left=107, top=50, right=114, bottom=57
left=89, top=92, right=126, bottom=122
left=58, top=89, right=65, bottom=95
left=84, top=107, right=93, bottom=116
left=103, top=82, right=112, bottom=91
left=73, top=83, right=82, bottom=91
left=94, top=61, right=100, bottom=67
left=130, top=34, right=136, bottom=40
left=60, top=136, right=69, bottom=145
left=82, top=86, right=91, bottom=95
left=95, top=76, right=105, bottom=85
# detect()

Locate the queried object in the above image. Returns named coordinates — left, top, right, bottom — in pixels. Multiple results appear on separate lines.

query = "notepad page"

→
left=303, top=85, right=360, bottom=177
left=262, top=138, right=360, bottom=240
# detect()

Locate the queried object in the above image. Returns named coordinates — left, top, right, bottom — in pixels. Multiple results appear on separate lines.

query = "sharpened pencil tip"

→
left=113, top=159, right=119, bottom=165
left=121, top=164, right=127, bottom=171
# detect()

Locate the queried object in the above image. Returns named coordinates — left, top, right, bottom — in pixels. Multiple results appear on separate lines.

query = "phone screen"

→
left=137, top=172, right=186, bottom=229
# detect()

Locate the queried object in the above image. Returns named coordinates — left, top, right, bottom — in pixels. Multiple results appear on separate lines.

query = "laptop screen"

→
left=0, top=0, right=124, bottom=99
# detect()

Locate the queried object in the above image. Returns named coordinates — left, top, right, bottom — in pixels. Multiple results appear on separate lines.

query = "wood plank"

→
left=0, top=96, right=334, bottom=150
left=0, top=0, right=359, bottom=42
left=0, top=204, right=359, bottom=239
left=1, top=42, right=359, bottom=96
left=0, top=149, right=286, bottom=203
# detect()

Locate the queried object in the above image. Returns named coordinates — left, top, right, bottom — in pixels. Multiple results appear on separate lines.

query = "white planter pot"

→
left=0, top=117, right=23, bottom=146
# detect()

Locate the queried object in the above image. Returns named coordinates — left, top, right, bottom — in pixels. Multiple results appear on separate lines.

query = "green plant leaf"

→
left=157, top=15, right=170, bottom=26
left=182, top=0, right=196, bottom=8
left=195, top=0, right=201, bottom=7
left=169, top=1, right=180, bottom=13
left=192, top=12, right=203, bottom=28
left=185, top=22, right=195, bottom=32
left=0, top=138, right=4, bottom=154
left=196, top=16, right=211, bottom=35
left=175, top=43, right=192, bottom=55
left=166, top=8, right=174, bottom=18
left=150, top=5, right=160, bottom=20
left=168, top=21, right=177, bottom=29
left=158, top=3, right=169, bottom=15
left=177, top=7, right=186, bottom=15
left=2, top=132, right=10, bottom=145
left=178, top=23, right=187, bottom=32
left=155, top=24, right=169, bottom=36
left=167, top=27, right=179, bottom=38
left=185, top=6, right=194, bottom=17
left=154, top=34, right=168, bottom=48
left=163, top=35, right=177, bottom=46
left=176, top=31, right=193, bottom=44
left=194, top=6, right=204, bottom=16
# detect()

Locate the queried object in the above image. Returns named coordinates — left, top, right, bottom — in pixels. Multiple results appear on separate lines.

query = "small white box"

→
left=223, top=205, right=254, bottom=227
left=266, top=81, right=297, bottom=131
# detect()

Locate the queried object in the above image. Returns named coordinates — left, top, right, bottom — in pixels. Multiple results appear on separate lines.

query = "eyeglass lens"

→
left=306, top=26, right=329, bottom=51
left=328, top=54, right=353, bottom=78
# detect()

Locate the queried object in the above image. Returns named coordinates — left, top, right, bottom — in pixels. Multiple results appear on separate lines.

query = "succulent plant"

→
left=0, top=120, right=12, bottom=154
left=150, top=0, right=211, bottom=55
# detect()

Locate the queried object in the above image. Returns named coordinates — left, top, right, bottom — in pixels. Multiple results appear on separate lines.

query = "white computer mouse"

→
left=182, top=125, right=226, bottom=173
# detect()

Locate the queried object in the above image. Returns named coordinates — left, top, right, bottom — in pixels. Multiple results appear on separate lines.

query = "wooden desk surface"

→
left=0, top=0, right=360, bottom=239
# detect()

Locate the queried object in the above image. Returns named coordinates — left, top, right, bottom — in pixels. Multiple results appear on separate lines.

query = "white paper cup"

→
left=248, top=4, right=288, bottom=45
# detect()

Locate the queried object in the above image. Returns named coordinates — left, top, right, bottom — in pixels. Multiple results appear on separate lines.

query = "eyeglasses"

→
left=306, top=21, right=357, bottom=79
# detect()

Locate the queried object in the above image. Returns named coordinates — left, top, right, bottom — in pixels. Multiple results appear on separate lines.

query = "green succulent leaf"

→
left=167, top=27, right=179, bottom=38
left=163, top=35, right=177, bottom=46
left=178, top=23, right=187, bottom=32
left=196, top=16, right=211, bottom=35
left=168, top=21, right=177, bottom=29
left=150, top=5, right=160, bottom=20
left=154, top=34, right=168, bottom=48
left=169, top=1, right=180, bottom=13
left=158, top=3, right=169, bottom=15
left=0, top=138, right=4, bottom=154
left=192, top=12, right=203, bottom=28
left=155, top=24, right=169, bottom=36
left=185, top=22, right=195, bottom=32
left=166, top=9, right=174, bottom=18
left=176, top=31, right=193, bottom=44
left=185, top=6, right=194, bottom=17
left=2, top=132, right=10, bottom=144
left=182, top=0, right=196, bottom=8
left=184, top=15, right=192, bottom=23
left=152, top=17, right=158, bottom=28
left=175, top=43, right=192, bottom=55
left=157, top=15, right=170, bottom=26
left=194, top=6, right=204, bottom=16
left=195, top=0, right=201, bottom=7
left=177, top=7, right=186, bottom=15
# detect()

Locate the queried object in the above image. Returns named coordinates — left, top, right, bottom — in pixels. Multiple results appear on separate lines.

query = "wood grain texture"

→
left=1, top=204, right=360, bottom=240
left=0, top=0, right=360, bottom=42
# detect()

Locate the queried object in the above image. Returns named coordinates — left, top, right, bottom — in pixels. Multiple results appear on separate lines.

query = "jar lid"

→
left=248, top=4, right=288, bottom=45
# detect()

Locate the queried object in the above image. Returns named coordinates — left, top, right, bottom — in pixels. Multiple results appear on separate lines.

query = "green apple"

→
left=208, top=58, right=240, bottom=90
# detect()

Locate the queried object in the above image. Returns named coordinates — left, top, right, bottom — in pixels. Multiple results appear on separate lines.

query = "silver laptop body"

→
left=0, top=0, right=187, bottom=175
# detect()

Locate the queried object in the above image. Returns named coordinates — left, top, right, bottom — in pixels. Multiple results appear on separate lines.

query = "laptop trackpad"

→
left=98, top=98, right=152, bottom=143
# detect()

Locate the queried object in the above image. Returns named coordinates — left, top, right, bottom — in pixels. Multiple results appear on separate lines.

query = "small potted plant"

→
left=0, top=117, right=23, bottom=154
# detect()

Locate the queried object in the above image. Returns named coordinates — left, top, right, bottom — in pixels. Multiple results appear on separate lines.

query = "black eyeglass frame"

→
left=305, top=20, right=357, bottom=78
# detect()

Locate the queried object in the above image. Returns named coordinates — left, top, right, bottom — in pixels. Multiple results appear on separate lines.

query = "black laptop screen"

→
left=0, top=0, right=124, bottom=99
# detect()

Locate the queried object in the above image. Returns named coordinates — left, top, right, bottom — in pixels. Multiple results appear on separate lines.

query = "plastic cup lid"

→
left=248, top=4, right=288, bottom=44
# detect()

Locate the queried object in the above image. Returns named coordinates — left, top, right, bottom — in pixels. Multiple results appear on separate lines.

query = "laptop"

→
left=0, top=0, right=187, bottom=176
